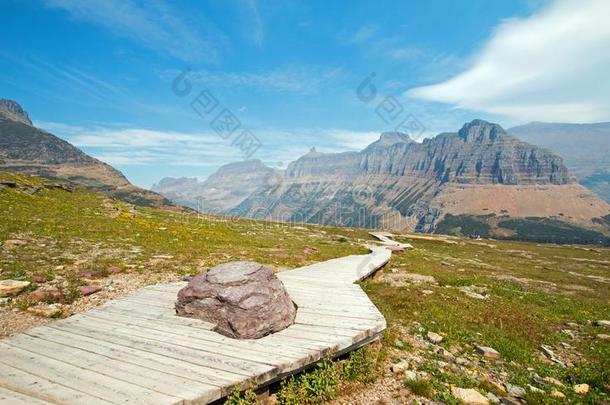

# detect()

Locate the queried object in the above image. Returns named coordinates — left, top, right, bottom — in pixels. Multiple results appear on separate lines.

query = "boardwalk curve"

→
left=0, top=233, right=410, bottom=404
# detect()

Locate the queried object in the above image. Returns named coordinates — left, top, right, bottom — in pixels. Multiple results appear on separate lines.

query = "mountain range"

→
left=509, top=121, right=610, bottom=202
left=0, top=99, right=168, bottom=207
left=153, top=120, right=610, bottom=244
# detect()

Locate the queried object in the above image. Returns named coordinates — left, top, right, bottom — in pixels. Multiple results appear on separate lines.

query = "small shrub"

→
left=342, top=347, right=376, bottom=383
left=224, top=387, right=261, bottom=405
left=405, top=379, right=435, bottom=398
left=277, top=358, right=340, bottom=405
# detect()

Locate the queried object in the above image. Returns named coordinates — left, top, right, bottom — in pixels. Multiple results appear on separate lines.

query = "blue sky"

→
left=2, top=0, right=609, bottom=188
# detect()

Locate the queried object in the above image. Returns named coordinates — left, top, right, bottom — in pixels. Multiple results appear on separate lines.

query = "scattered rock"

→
left=504, top=384, right=526, bottom=398
left=427, top=331, right=444, bottom=344
left=543, top=376, right=564, bottom=387
left=561, top=329, right=575, bottom=339
left=459, top=286, right=489, bottom=300
left=1, top=239, right=26, bottom=249
left=499, top=397, right=521, bottom=405
left=456, top=357, right=470, bottom=366
left=573, top=384, right=590, bottom=394
left=27, top=304, right=61, bottom=318
left=451, top=387, right=490, bottom=405
left=404, top=370, right=417, bottom=381
left=550, top=389, right=565, bottom=399
left=527, top=385, right=543, bottom=394
left=0, top=280, right=31, bottom=297
left=596, top=334, right=610, bottom=340
left=104, top=279, right=114, bottom=287
left=31, top=275, right=47, bottom=283
left=176, top=261, right=296, bottom=339
left=391, top=360, right=409, bottom=374
left=108, top=266, right=123, bottom=274
left=486, top=392, right=500, bottom=404
left=80, top=286, right=102, bottom=296
left=0, top=297, right=10, bottom=306
left=26, top=287, right=61, bottom=302
left=476, top=345, right=501, bottom=359
left=394, top=339, right=405, bottom=349
left=78, top=270, right=102, bottom=279
left=421, top=289, right=434, bottom=295
left=595, top=320, right=610, bottom=327
left=540, top=345, right=565, bottom=367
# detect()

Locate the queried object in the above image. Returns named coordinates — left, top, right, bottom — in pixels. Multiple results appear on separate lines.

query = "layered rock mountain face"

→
left=154, top=120, right=610, bottom=240
left=0, top=99, right=168, bottom=207
left=509, top=121, right=610, bottom=202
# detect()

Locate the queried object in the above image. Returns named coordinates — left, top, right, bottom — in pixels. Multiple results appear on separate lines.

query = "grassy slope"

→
left=1, top=171, right=609, bottom=404
left=364, top=235, right=609, bottom=404
left=0, top=171, right=369, bottom=304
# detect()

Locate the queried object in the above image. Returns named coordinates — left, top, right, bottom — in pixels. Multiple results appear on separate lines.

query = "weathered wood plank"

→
left=0, top=362, right=113, bottom=404
left=0, top=385, right=54, bottom=404
left=0, top=233, right=401, bottom=404
left=0, top=342, right=181, bottom=404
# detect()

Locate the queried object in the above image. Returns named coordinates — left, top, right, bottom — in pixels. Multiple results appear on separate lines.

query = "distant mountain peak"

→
left=367, top=131, right=413, bottom=149
left=0, top=99, right=32, bottom=126
left=458, top=119, right=506, bottom=143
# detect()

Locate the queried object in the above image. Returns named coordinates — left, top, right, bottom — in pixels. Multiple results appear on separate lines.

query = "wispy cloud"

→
left=44, top=0, right=223, bottom=63
left=240, top=0, right=264, bottom=47
left=346, top=24, right=378, bottom=44
left=163, top=65, right=343, bottom=94
left=407, top=0, right=610, bottom=123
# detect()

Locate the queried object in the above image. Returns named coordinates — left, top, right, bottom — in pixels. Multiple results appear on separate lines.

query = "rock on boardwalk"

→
left=175, top=261, right=297, bottom=339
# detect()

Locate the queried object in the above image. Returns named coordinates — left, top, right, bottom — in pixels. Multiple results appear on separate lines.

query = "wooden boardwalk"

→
left=0, top=234, right=409, bottom=404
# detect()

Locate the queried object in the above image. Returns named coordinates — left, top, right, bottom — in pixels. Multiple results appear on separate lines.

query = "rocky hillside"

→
left=509, top=121, right=610, bottom=202
left=155, top=120, right=610, bottom=244
left=0, top=99, right=168, bottom=207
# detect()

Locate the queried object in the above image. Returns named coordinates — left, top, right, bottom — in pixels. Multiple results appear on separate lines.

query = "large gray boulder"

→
left=175, top=262, right=296, bottom=339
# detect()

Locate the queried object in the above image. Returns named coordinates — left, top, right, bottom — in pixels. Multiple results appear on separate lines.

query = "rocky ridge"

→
left=0, top=99, right=168, bottom=207
left=154, top=120, right=609, bottom=240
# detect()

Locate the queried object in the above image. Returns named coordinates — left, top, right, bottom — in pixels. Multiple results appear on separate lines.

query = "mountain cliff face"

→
left=509, top=121, right=610, bottom=202
left=0, top=99, right=168, bottom=207
left=0, top=99, right=32, bottom=126
left=153, top=120, right=610, bottom=242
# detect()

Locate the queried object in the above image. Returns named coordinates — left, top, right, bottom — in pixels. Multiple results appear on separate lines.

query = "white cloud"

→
left=45, top=0, right=222, bottom=62
left=407, top=0, right=610, bottom=123
left=328, top=130, right=381, bottom=150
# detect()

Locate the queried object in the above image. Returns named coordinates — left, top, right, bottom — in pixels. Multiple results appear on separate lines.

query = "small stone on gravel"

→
left=504, top=384, right=526, bottom=398
left=27, top=304, right=61, bottom=318
left=476, top=345, right=501, bottom=359
left=80, top=286, right=102, bottom=296
left=451, top=387, right=490, bottom=405
left=391, top=360, right=409, bottom=374
left=0, top=280, right=31, bottom=297
left=594, top=320, right=610, bottom=327
left=427, top=331, right=443, bottom=343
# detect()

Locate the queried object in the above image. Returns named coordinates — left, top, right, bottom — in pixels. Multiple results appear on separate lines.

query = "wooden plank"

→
left=85, top=309, right=319, bottom=361
left=55, top=317, right=277, bottom=380
left=90, top=305, right=215, bottom=330
left=78, top=314, right=297, bottom=371
left=6, top=333, right=217, bottom=403
left=0, top=343, right=181, bottom=405
left=0, top=362, right=113, bottom=404
left=0, top=385, right=54, bottom=404
left=40, top=326, right=242, bottom=390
